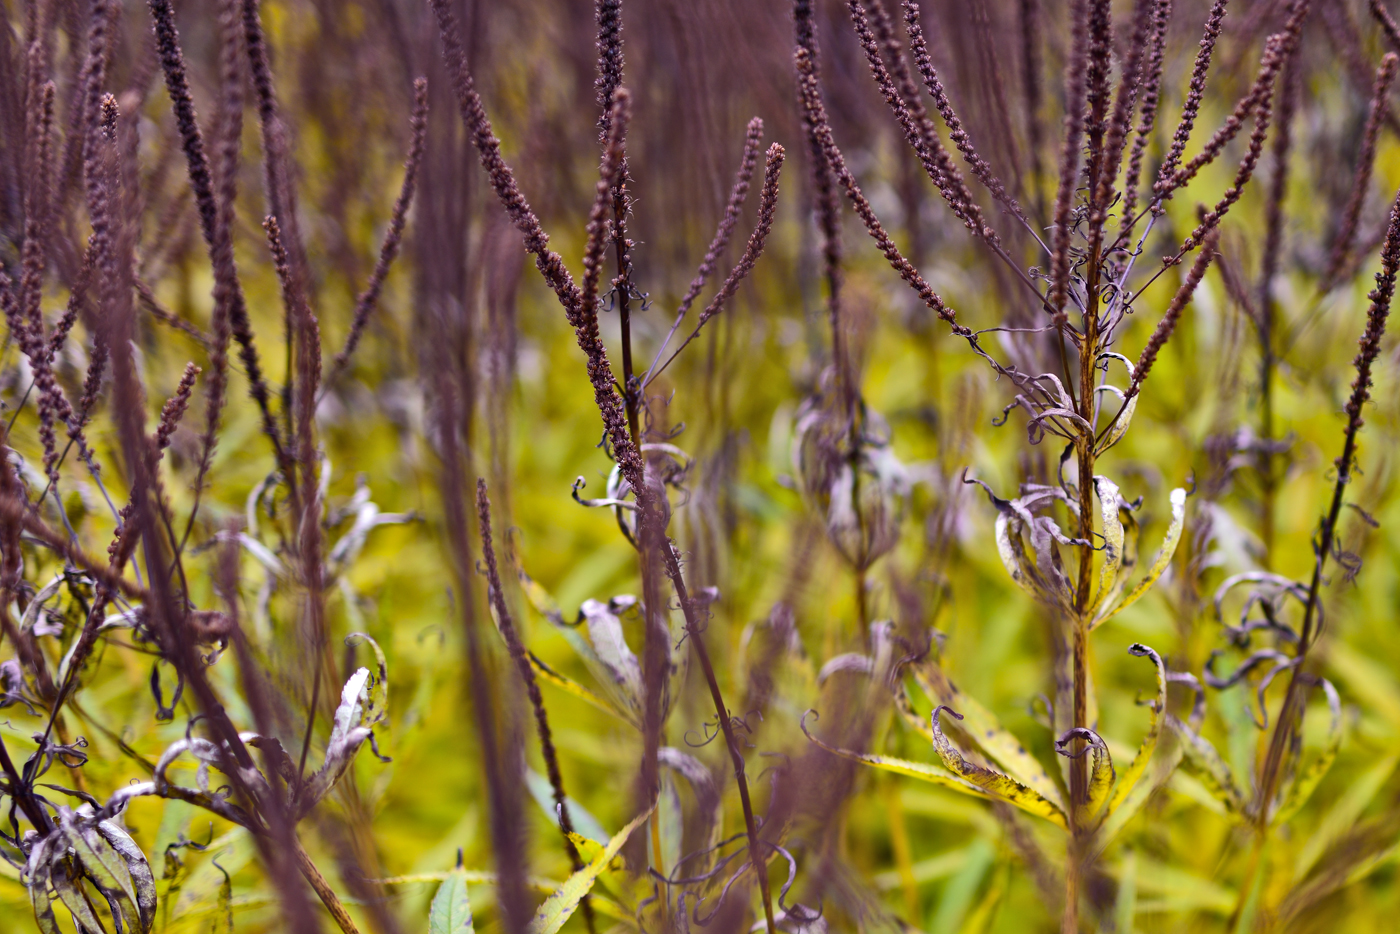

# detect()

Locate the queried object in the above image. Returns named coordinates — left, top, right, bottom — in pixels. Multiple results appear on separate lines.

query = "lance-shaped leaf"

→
left=893, top=679, right=935, bottom=743
left=1056, top=728, right=1115, bottom=819
left=526, top=652, right=627, bottom=721
left=1094, top=354, right=1138, bottom=453
left=60, top=806, right=141, bottom=931
left=964, top=475, right=1043, bottom=600
left=1089, top=477, right=1126, bottom=618
left=1167, top=714, right=1247, bottom=820
left=19, top=574, right=64, bottom=633
left=580, top=598, right=644, bottom=708
left=1092, top=742, right=1185, bottom=862
left=29, top=878, right=61, bottom=934
left=26, top=837, right=62, bottom=934
left=51, top=860, right=106, bottom=934
left=344, top=633, right=388, bottom=727
left=96, top=818, right=157, bottom=933
left=520, top=570, right=646, bottom=728
left=907, top=659, right=1064, bottom=810
left=298, top=667, right=378, bottom=815
left=1092, top=487, right=1187, bottom=629
left=429, top=868, right=475, bottom=934
left=527, top=805, right=655, bottom=934
left=800, top=711, right=1019, bottom=807
left=525, top=768, right=610, bottom=845
left=1107, top=644, right=1168, bottom=817
left=1272, top=678, right=1343, bottom=826
left=930, top=707, right=1069, bottom=828
left=659, top=746, right=722, bottom=858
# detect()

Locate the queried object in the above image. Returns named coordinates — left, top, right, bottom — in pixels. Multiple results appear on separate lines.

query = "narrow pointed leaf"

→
left=1107, top=644, right=1168, bottom=817
left=930, top=707, right=1069, bottom=827
left=29, top=865, right=62, bottom=934
left=579, top=599, right=644, bottom=713
left=527, top=805, right=655, bottom=934
left=1272, top=679, right=1344, bottom=826
left=527, top=652, right=629, bottom=721
left=429, top=868, right=475, bottom=934
left=525, top=767, right=610, bottom=845
left=1089, top=476, right=1125, bottom=617
left=344, top=633, right=389, bottom=727
left=1098, top=393, right=1137, bottom=453
left=1093, top=487, right=1186, bottom=628
left=52, top=863, right=106, bottom=934
left=909, top=661, right=1064, bottom=810
left=1168, top=715, right=1247, bottom=820
left=97, top=819, right=157, bottom=933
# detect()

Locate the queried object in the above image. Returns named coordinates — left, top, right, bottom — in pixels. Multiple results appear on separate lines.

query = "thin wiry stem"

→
left=328, top=77, right=429, bottom=383
left=646, top=144, right=785, bottom=387
left=147, top=0, right=289, bottom=483
left=477, top=479, right=596, bottom=934
left=1256, top=186, right=1400, bottom=823
left=644, top=117, right=764, bottom=384
left=795, top=0, right=850, bottom=417
left=265, top=215, right=327, bottom=784
left=1323, top=54, right=1398, bottom=289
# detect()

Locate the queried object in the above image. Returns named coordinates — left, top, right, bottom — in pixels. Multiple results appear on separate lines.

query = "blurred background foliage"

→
left=3, top=0, right=1400, bottom=932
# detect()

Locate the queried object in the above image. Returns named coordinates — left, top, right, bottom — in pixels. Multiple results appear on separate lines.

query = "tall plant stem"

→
left=661, top=540, right=777, bottom=934
left=1066, top=146, right=1106, bottom=934
left=613, top=168, right=640, bottom=447
left=293, top=836, right=363, bottom=934
left=1259, top=334, right=1276, bottom=567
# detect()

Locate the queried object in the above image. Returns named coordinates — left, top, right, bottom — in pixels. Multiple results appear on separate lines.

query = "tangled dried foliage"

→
left=1, top=1, right=1399, bottom=933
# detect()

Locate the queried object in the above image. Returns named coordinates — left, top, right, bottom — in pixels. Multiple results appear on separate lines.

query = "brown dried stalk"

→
left=477, top=480, right=596, bottom=934
left=1322, top=54, right=1398, bottom=289
left=901, top=0, right=1021, bottom=224
left=330, top=77, right=429, bottom=381
left=852, top=0, right=985, bottom=238
left=1256, top=185, right=1400, bottom=823
left=147, top=0, right=289, bottom=487
left=795, top=47, right=971, bottom=342
left=647, top=143, right=785, bottom=385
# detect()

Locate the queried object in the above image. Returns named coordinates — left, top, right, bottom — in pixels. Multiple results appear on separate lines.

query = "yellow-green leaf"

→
left=1089, top=476, right=1126, bottom=618
left=528, top=652, right=627, bottom=721
left=429, top=868, right=475, bottom=934
left=1092, top=487, right=1186, bottom=629
left=1169, top=715, right=1247, bottom=820
left=1107, top=644, right=1168, bottom=817
left=908, top=660, right=1064, bottom=811
left=1272, top=678, right=1343, bottom=827
left=930, top=707, right=1069, bottom=828
left=527, top=805, right=655, bottom=934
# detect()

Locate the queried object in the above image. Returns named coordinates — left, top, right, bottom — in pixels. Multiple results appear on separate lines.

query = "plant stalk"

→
left=661, top=541, right=777, bottom=934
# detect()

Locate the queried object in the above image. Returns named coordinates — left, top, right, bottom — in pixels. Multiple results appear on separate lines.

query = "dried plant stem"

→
left=432, top=5, right=779, bottom=928
left=660, top=541, right=777, bottom=934
left=329, top=77, right=429, bottom=384
left=477, top=479, right=596, bottom=934
left=1257, top=187, right=1400, bottom=817
left=1322, top=54, right=1397, bottom=289
left=292, top=836, right=363, bottom=934
left=147, top=0, right=291, bottom=549
left=1374, top=0, right=1400, bottom=51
